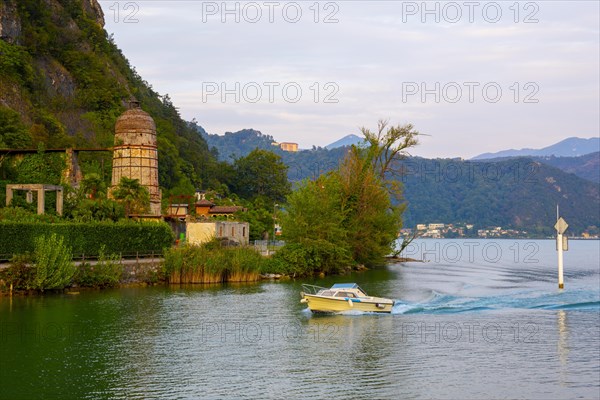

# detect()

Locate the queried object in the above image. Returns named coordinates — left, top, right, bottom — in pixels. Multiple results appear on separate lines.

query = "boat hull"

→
left=303, top=294, right=394, bottom=313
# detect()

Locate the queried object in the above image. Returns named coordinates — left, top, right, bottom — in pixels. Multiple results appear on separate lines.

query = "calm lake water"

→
left=1, top=239, right=598, bottom=399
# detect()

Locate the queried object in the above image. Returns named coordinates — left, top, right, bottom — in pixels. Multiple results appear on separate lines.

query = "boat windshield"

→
left=317, top=290, right=334, bottom=296
left=334, top=291, right=356, bottom=298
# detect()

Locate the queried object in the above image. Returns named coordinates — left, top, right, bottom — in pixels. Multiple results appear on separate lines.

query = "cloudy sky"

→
left=99, top=1, right=599, bottom=158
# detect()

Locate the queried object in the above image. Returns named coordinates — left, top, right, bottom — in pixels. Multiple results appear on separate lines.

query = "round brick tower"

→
left=111, top=101, right=161, bottom=216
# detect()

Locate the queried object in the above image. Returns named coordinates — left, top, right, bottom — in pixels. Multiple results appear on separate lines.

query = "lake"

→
left=1, top=239, right=598, bottom=399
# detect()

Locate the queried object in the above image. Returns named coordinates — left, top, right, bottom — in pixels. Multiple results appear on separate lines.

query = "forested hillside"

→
left=397, top=157, right=599, bottom=234
left=0, top=0, right=226, bottom=195
left=204, top=129, right=600, bottom=235
left=532, top=152, right=599, bottom=184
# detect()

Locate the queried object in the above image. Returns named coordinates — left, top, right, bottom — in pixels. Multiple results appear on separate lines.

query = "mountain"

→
left=396, top=157, right=599, bottom=235
left=198, top=128, right=599, bottom=234
left=284, top=154, right=600, bottom=235
left=473, top=137, right=600, bottom=160
left=325, top=134, right=363, bottom=150
left=533, top=152, right=600, bottom=183
left=199, top=128, right=277, bottom=161
left=0, top=0, right=225, bottom=193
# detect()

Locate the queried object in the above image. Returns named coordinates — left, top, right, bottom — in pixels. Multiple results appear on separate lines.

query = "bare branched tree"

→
left=360, top=119, right=420, bottom=180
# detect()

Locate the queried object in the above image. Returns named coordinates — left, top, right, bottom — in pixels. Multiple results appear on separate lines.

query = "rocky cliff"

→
left=0, top=0, right=224, bottom=192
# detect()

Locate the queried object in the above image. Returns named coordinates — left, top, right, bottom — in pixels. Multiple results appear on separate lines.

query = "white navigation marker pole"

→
left=554, top=206, right=569, bottom=289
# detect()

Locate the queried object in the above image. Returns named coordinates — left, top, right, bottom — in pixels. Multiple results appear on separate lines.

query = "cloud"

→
left=99, top=0, right=600, bottom=158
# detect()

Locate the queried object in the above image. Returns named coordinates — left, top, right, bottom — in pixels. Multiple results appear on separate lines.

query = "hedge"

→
left=0, top=221, right=175, bottom=259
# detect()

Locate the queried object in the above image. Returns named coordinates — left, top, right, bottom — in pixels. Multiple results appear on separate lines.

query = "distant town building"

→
left=416, top=224, right=427, bottom=231
left=428, top=223, right=445, bottom=230
left=271, top=142, right=299, bottom=152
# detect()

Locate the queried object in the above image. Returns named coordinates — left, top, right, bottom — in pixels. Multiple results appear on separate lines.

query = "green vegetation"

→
left=1, top=0, right=228, bottom=197
left=205, top=128, right=599, bottom=235
left=111, top=176, right=150, bottom=215
left=273, top=122, right=419, bottom=275
left=0, top=237, right=125, bottom=292
left=164, top=242, right=265, bottom=283
left=0, top=234, right=75, bottom=291
left=30, top=233, right=76, bottom=290
left=397, top=157, right=600, bottom=234
left=225, top=149, right=291, bottom=240
left=231, top=149, right=291, bottom=203
left=200, top=128, right=277, bottom=161
left=0, top=220, right=174, bottom=259
left=0, top=106, right=31, bottom=148
left=75, top=246, right=123, bottom=288
left=235, top=198, right=277, bottom=241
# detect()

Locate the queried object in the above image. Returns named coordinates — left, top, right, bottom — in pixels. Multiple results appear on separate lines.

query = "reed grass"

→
left=164, top=243, right=265, bottom=284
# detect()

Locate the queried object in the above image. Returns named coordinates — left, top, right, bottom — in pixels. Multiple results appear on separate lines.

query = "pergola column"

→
left=37, top=188, right=45, bottom=215
left=56, top=188, right=63, bottom=215
left=5, top=187, right=13, bottom=206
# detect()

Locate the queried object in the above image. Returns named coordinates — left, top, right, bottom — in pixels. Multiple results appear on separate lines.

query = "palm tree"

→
left=81, top=173, right=106, bottom=199
left=111, top=177, right=150, bottom=215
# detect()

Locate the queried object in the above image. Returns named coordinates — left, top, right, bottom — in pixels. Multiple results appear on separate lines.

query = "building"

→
left=195, top=200, right=245, bottom=218
left=111, top=101, right=162, bottom=216
left=428, top=223, right=445, bottom=230
left=279, top=142, right=298, bottom=152
left=187, top=221, right=249, bottom=246
left=166, top=204, right=189, bottom=218
left=271, top=142, right=299, bottom=152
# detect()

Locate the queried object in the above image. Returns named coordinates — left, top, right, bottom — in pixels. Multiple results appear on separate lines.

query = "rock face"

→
left=0, top=0, right=103, bottom=45
left=82, top=0, right=105, bottom=27
left=0, top=0, right=21, bottom=44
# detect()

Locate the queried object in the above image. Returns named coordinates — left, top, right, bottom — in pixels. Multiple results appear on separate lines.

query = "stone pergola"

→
left=5, top=184, right=64, bottom=215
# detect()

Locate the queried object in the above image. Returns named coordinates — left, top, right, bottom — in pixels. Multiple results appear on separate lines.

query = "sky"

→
left=98, top=1, right=600, bottom=159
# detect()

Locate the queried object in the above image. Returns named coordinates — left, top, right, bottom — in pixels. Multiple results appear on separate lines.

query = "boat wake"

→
left=390, top=289, right=600, bottom=315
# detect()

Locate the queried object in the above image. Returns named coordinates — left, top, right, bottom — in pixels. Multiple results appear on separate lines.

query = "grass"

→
left=164, top=242, right=266, bottom=284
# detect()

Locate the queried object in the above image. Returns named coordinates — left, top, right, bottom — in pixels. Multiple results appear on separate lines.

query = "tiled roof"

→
left=209, top=206, right=244, bottom=214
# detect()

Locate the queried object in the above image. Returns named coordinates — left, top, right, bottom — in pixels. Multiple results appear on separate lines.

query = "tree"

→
left=0, top=106, right=31, bottom=149
left=231, top=149, right=291, bottom=204
left=278, top=121, right=420, bottom=272
left=360, top=119, right=420, bottom=178
left=338, top=146, right=402, bottom=265
left=235, top=198, right=275, bottom=241
left=279, top=173, right=352, bottom=273
left=111, top=177, right=150, bottom=215
left=80, top=173, right=106, bottom=199
left=360, top=119, right=420, bottom=202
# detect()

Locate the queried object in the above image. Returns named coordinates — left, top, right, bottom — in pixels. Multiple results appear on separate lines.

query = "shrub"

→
left=266, top=240, right=352, bottom=277
left=31, top=234, right=76, bottom=291
left=71, top=199, right=125, bottom=222
left=0, top=253, right=35, bottom=290
left=0, top=220, right=174, bottom=260
left=75, top=246, right=123, bottom=288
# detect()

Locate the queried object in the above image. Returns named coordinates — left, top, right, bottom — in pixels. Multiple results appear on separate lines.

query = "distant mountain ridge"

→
left=196, top=128, right=599, bottom=234
left=532, top=152, right=599, bottom=183
left=198, top=128, right=276, bottom=161
left=473, top=137, right=599, bottom=160
left=325, top=134, right=363, bottom=150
